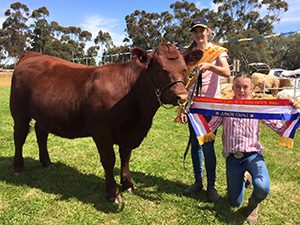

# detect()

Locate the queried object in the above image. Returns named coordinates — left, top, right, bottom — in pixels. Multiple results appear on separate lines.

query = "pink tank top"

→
left=189, top=51, right=228, bottom=98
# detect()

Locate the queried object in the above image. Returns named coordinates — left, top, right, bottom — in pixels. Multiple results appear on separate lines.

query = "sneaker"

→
left=184, top=179, right=203, bottom=195
left=244, top=198, right=259, bottom=224
left=207, top=185, right=220, bottom=202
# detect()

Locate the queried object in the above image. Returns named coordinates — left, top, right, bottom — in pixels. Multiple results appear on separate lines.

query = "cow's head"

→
left=131, top=44, right=203, bottom=107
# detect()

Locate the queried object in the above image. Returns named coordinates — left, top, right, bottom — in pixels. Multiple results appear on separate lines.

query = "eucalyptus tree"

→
left=124, top=1, right=209, bottom=50
left=101, top=44, right=130, bottom=64
left=94, top=30, right=114, bottom=53
left=59, top=26, right=88, bottom=60
left=79, top=30, right=92, bottom=43
left=63, top=26, right=82, bottom=41
left=210, top=0, right=288, bottom=41
left=267, top=34, right=300, bottom=70
left=86, top=45, right=100, bottom=65
left=73, top=30, right=93, bottom=64
left=29, top=6, right=52, bottom=54
left=166, top=0, right=208, bottom=49
left=209, top=0, right=289, bottom=69
left=124, top=10, right=165, bottom=49
left=0, top=44, right=6, bottom=64
left=223, top=28, right=275, bottom=71
left=0, top=2, right=30, bottom=59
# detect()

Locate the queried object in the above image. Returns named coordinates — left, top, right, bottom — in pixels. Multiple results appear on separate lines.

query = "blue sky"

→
left=1, top=0, right=300, bottom=46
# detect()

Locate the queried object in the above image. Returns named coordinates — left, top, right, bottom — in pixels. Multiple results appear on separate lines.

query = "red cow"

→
left=10, top=44, right=202, bottom=203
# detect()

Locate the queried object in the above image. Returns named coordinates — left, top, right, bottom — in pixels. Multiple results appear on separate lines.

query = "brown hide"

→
left=183, top=49, right=203, bottom=67
left=10, top=44, right=202, bottom=202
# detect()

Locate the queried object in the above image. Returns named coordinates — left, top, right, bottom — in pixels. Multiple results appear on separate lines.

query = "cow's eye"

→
left=159, top=67, right=169, bottom=74
left=167, top=56, right=179, bottom=61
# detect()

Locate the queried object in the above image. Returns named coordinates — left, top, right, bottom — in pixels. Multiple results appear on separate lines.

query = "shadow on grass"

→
left=196, top=196, right=246, bottom=225
left=0, top=157, right=194, bottom=212
left=0, top=156, right=244, bottom=223
left=0, top=156, right=122, bottom=213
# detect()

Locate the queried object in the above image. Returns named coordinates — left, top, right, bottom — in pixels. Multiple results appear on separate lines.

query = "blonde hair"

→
left=233, top=72, right=252, bottom=82
left=233, top=73, right=254, bottom=90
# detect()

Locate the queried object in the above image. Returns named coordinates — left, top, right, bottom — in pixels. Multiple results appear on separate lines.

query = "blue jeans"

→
left=226, top=152, right=270, bottom=206
left=188, top=115, right=216, bottom=187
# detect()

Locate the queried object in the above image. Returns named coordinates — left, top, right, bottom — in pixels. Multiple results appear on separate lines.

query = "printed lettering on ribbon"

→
left=188, top=97, right=300, bottom=148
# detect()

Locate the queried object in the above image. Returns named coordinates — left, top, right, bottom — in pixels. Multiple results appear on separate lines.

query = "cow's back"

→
left=10, top=52, right=98, bottom=137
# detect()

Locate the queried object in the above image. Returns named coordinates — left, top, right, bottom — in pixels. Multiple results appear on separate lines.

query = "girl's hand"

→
left=292, top=100, right=300, bottom=109
left=198, top=62, right=211, bottom=73
left=178, top=113, right=188, bottom=124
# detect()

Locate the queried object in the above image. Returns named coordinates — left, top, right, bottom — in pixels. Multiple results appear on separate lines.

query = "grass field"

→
left=0, top=80, right=299, bottom=224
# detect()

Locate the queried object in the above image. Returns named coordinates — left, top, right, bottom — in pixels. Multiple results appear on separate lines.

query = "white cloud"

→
left=280, top=16, right=300, bottom=23
left=285, top=0, right=300, bottom=14
left=194, top=1, right=202, bottom=9
left=0, top=16, right=4, bottom=28
left=195, top=1, right=218, bottom=11
left=80, top=15, right=125, bottom=47
left=209, top=2, right=219, bottom=12
left=196, top=0, right=300, bottom=32
left=79, top=15, right=126, bottom=63
left=279, top=0, right=300, bottom=23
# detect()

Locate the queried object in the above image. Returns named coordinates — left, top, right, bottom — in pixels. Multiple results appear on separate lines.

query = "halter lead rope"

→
left=154, top=80, right=186, bottom=109
left=147, top=69, right=186, bottom=109
left=183, top=66, right=202, bottom=165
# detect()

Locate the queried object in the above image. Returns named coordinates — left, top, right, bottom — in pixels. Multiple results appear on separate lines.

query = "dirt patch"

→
left=0, top=72, right=13, bottom=86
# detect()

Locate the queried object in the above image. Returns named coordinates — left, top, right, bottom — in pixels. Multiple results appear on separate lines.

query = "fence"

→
left=101, top=52, right=131, bottom=64
left=71, top=30, right=300, bottom=65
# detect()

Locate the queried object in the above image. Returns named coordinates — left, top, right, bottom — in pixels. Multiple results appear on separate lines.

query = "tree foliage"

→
left=95, top=30, right=113, bottom=50
left=29, top=6, right=51, bottom=54
left=210, top=0, right=288, bottom=41
left=125, top=10, right=166, bottom=49
left=267, top=33, right=300, bottom=70
left=0, top=0, right=297, bottom=69
left=0, top=2, right=107, bottom=65
left=0, top=2, right=29, bottom=59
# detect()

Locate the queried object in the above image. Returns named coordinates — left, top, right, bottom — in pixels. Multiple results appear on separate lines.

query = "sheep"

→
left=251, top=72, right=293, bottom=96
left=276, top=89, right=300, bottom=107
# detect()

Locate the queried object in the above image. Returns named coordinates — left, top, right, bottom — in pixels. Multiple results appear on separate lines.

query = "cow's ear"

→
left=131, top=47, right=150, bottom=67
left=183, top=49, right=203, bottom=67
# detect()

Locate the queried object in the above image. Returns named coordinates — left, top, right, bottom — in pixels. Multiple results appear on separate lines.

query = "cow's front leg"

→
left=93, top=138, right=121, bottom=203
left=119, top=147, right=134, bottom=193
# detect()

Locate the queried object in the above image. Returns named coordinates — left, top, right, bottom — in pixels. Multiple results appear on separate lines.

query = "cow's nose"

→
left=177, top=93, right=188, bottom=106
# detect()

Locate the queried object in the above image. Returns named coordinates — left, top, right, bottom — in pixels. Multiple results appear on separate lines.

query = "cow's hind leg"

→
left=35, top=122, right=52, bottom=168
left=119, top=147, right=134, bottom=193
left=13, top=117, right=30, bottom=175
left=93, top=138, right=121, bottom=203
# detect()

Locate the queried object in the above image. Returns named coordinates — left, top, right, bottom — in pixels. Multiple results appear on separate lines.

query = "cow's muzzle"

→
left=177, top=93, right=188, bottom=108
left=154, top=80, right=186, bottom=109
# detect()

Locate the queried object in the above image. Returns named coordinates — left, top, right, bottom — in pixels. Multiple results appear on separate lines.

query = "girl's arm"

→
left=262, top=120, right=285, bottom=135
left=198, top=55, right=231, bottom=77
left=208, top=116, right=223, bottom=132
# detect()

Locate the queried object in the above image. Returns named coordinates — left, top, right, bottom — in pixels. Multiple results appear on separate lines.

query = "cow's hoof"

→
left=115, top=194, right=123, bottom=204
left=123, top=187, right=134, bottom=194
left=120, top=184, right=135, bottom=193
left=108, top=192, right=123, bottom=204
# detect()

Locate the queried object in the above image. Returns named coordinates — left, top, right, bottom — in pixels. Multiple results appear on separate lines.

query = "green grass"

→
left=0, top=86, right=299, bottom=225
